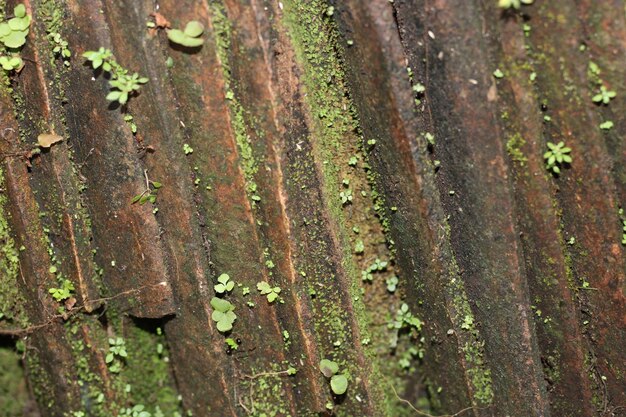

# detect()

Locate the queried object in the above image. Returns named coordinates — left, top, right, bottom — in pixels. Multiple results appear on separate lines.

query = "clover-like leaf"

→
left=14, top=4, right=27, bottom=18
left=319, top=359, right=339, bottom=378
left=330, top=374, right=348, bottom=395
left=2, top=30, right=27, bottom=48
left=183, top=21, right=204, bottom=38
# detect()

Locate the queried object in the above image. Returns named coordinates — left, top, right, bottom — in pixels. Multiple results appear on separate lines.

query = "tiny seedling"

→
left=340, top=189, right=353, bottom=205
left=48, top=279, right=74, bottom=302
left=498, top=0, right=533, bottom=9
left=214, top=273, right=234, bottom=294
left=592, top=85, right=616, bottom=105
left=50, top=32, right=71, bottom=65
left=183, top=143, right=193, bottom=155
left=0, top=56, right=22, bottom=71
left=210, top=297, right=236, bottom=332
left=319, top=359, right=348, bottom=396
left=257, top=281, right=281, bottom=303
left=389, top=303, right=423, bottom=332
left=106, top=337, right=128, bottom=373
left=600, top=121, right=614, bottom=131
left=386, top=276, right=399, bottom=293
left=132, top=171, right=162, bottom=205
left=83, top=48, right=149, bottom=105
left=543, top=141, right=572, bottom=175
left=225, top=338, right=239, bottom=351
left=167, top=21, right=205, bottom=48
left=118, top=404, right=150, bottom=417
left=493, top=68, right=504, bottom=79
left=354, top=239, right=364, bottom=254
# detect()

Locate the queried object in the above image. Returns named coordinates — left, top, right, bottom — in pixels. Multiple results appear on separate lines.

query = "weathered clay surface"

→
left=0, top=1, right=624, bottom=416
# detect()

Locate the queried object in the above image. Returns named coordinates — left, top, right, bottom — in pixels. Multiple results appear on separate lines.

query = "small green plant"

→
left=361, top=258, right=388, bottom=282
left=0, top=4, right=31, bottom=48
left=106, top=337, right=127, bottom=373
left=48, top=279, right=74, bottom=302
left=600, top=120, right=614, bottom=130
left=390, top=303, right=423, bottom=332
left=340, top=189, right=353, bottom=205
left=83, top=48, right=148, bottom=105
left=132, top=178, right=162, bottom=205
left=493, top=68, right=504, bottom=79
left=214, top=273, right=234, bottom=294
left=167, top=21, right=205, bottom=48
left=543, top=141, right=572, bottom=174
left=210, top=297, right=236, bottom=332
left=386, top=276, right=399, bottom=293
left=257, top=281, right=281, bottom=303
left=319, top=359, right=348, bottom=395
left=225, top=338, right=239, bottom=351
left=50, top=32, right=71, bottom=65
left=0, top=55, right=22, bottom=70
left=592, top=85, right=616, bottom=105
left=183, top=143, right=193, bottom=155
left=498, top=0, right=533, bottom=9
left=354, top=239, right=364, bottom=254
left=118, top=404, right=151, bottom=417
left=0, top=4, right=31, bottom=73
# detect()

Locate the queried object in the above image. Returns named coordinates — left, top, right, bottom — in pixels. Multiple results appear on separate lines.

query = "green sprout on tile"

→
left=592, top=85, right=616, bottom=105
left=210, top=297, right=236, bottom=332
left=214, top=273, right=234, bottom=294
left=543, top=141, right=572, bottom=175
left=83, top=47, right=149, bottom=105
left=48, top=279, right=74, bottom=302
left=167, top=21, right=205, bottom=48
left=319, top=359, right=348, bottom=396
left=257, top=281, right=281, bottom=303
left=106, top=337, right=128, bottom=373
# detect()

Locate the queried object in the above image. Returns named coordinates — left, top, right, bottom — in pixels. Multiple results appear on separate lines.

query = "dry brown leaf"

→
left=37, top=133, right=64, bottom=148
left=151, top=12, right=171, bottom=29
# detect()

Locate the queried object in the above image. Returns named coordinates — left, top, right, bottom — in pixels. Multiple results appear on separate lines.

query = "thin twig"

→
left=0, top=282, right=167, bottom=336
left=389, top=382, right=480, bottom=417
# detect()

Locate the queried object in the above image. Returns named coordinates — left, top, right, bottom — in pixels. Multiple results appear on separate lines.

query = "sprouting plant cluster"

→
left=543, top=141, right=572, bottom=175
left=361, top=258, right=388, bottom=282
left=48, top=278, right=74, bottom=302
left=0, top=4, right=31, bottom=71
left=40, top=1, right=71, bottom=66
left=319, top=359, right=348, bottom=396
left=106, top=337, right=128, bottom=373
left=82, top=48, right=149, bottom=105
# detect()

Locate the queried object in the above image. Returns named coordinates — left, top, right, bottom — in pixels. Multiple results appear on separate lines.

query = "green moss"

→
left=209, top=2, right=260, bottom=202
left=506, top=133, right=528, bottom=166
left=0, top=345, right=28, bottom=416
left=0, top=169, right=28, bottom=329
left=123, top=323, right=183, bottom=416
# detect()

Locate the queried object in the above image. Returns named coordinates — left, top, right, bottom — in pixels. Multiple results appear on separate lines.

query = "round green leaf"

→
left=319, top=359, right=339, bottom=378
left=181, top=36, right=204, bottom=48
left=14, top=4, right=26, bottom=18
left=330, top=374, right=348, bottom=395
left=8, top=16, right=30, bottom=32
left=166, top=29, right=187, bottom=45
left=0, top=23, right=11, bottom=37
left=184, top=20, right=204, bottom=38
left=3, top=31, right=27, bottom=48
